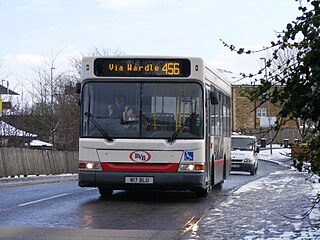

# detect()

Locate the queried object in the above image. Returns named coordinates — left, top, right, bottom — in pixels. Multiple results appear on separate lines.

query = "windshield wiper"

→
left=169, top=112, right=196, bottom=143
left=85, top=112, right=113, bottom=142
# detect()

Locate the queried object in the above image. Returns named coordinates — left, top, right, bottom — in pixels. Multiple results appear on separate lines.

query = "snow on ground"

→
left=256, top=144, right=320, bottom=236
left=197, top=144, right=320, bottom=239
left=258, top=144, right=292, bottom=162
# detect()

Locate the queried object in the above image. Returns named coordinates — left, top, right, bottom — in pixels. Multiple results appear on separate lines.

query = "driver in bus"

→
left=108, top=95, right=134, bottom=119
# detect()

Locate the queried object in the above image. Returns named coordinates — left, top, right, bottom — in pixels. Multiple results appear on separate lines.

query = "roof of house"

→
left=29, top=139, right=52, bottom=146
left=0, top=85, right=19, bottom=95
left=216, top=69, right=259, bottom=86
left=0, top=121, right=37, bottom=137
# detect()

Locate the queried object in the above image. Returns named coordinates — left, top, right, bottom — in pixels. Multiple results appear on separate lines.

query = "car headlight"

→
left=243, top=158, right=253, bottom=163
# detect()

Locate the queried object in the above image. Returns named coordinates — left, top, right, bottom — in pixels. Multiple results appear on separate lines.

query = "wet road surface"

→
left=0, top=160, right=287, bottom=239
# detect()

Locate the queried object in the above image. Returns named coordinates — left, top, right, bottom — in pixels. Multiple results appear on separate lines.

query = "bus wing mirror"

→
left=76, top=82, right=81, bottom=94
left=210, top=91, right=219, bottom=105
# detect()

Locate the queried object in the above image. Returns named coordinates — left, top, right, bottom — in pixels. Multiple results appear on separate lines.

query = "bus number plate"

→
left=125, top=177, right=154, bottom=184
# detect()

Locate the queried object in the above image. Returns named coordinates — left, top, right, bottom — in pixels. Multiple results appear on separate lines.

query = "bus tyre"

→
left=98, top=187, right=113, bottom=198
left=195, top=188, right=208, bottom=198
left=214, top=181, right=223, bottom=190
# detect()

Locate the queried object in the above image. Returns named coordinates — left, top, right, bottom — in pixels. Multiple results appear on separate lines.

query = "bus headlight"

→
left=179, top=163, right=204, bottom=172
left=79, top=162, right=101, bottom=170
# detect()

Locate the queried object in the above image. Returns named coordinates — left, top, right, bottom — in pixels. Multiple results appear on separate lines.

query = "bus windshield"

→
left=81, top=81, right=203, bottom=139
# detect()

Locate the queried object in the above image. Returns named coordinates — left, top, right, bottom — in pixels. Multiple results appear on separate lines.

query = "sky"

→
left=0, top=0, right=304, bottom=98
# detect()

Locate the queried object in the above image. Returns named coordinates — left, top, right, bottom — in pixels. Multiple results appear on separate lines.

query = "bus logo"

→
left=129, top=151, right=151, bottom=163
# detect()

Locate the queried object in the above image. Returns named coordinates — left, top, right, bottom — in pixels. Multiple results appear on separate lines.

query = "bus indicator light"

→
left=179, top=164, right=204, bottom=172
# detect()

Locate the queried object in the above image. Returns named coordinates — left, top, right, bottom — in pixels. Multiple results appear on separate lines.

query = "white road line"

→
left=18, top=193, right=70, bottom=207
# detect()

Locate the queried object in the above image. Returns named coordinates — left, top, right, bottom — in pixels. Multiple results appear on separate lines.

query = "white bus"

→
left=77, top=56, right=232, bottom=198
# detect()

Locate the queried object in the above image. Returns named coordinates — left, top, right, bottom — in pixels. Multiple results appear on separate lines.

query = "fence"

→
left=241, top=128, right=301, bottom=145
left=0, top=147, right=78, bottom=178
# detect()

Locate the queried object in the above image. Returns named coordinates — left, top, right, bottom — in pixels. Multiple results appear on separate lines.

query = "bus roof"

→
left=81, top=55, right=231, bottom=96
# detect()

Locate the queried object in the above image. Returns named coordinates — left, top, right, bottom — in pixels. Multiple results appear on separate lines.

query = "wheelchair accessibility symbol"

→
left=184, top=152, right=194, bottom=161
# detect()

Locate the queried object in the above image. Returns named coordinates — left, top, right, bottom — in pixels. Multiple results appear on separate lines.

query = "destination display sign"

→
left=94, top=58, right=191, bottom=77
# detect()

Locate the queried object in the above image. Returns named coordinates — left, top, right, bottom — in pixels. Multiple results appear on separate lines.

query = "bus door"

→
left=205, top=85, right=212, bottom=187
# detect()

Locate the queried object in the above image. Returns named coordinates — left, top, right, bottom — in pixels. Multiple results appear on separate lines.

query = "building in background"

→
left=0, top=83, right=53, bottom=148
left=217, top=69, right=300, bottom=144
left=0, top=82, right=19, bottom=116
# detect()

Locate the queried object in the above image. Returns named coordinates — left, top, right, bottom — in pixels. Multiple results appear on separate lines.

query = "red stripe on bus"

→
left=214, top=159, right=224, bottom=165
left=101, top=163, right=179, bottom=173
left=214, top=158, right=232, bottom=166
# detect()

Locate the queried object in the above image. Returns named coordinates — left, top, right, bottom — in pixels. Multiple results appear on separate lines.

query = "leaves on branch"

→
left=222, top=0, right=320, bottom=174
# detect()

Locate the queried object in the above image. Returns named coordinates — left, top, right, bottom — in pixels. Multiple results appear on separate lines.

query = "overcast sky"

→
left=0, top=0, right=304, bottom=94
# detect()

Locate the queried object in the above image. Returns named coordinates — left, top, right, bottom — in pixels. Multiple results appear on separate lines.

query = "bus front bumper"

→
left=78, top=170, right=206, bottom=191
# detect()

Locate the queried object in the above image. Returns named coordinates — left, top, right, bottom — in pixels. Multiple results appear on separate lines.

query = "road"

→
left=0, top=160, right=287, bottom=239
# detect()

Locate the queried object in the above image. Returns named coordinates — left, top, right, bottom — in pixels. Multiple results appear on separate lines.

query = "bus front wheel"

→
left=98, top=187, right=113, bottom=198
left=195, top=188, right=208, bottom=198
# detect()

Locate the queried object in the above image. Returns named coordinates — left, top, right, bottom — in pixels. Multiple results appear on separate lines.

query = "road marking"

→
left=18, top=193, right=69, bottom=207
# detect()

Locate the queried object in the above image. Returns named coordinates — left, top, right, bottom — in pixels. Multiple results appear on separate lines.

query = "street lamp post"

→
left=50, top=67, right=55, bottom=107
left=50, top=67, right=55, bottom=149
left=260, top=57, right=272, bottom=155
